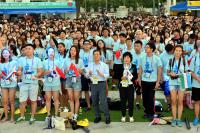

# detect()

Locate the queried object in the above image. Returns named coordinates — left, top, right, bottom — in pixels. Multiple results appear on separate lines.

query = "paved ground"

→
left=0, top=121, right=197, bottom=133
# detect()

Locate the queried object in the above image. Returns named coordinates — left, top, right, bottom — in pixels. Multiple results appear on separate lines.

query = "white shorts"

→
left=19, top=83, right=39, bottom=102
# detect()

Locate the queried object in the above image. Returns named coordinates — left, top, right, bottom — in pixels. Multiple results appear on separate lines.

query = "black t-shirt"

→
left=172, top=37, right=183, bottom=45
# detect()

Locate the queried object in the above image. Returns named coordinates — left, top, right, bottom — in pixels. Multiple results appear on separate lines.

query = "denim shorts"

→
left=65, top=77, right=82, bottom=91
left=43, top=85, right=61, bottom=92
left=1, top=87, right=16, bottom=90
left=169, top=85, right=185, bottom=92
left=19, top=83, right=39, bottom=102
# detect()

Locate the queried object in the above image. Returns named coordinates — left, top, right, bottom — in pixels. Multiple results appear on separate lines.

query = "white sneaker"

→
left=121, top=117, right=126, bottom=123
left=16, top=116, right=25, bottom=123
left=129, top=117, right=134, bottom=123
left=29, top=117, right=36, bottom=125
left=73, top=114, right=78, bottom=121
left=63, top=107, right=69, bottom=112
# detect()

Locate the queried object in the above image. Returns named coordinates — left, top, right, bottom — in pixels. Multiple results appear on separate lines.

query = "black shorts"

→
left=192, top=87, right=200, bottom=101
left=60, top=78, right=66, bottom=82
left=113, top=64, right=121, bottom=79
left=81, top=75, right=90, bottom=91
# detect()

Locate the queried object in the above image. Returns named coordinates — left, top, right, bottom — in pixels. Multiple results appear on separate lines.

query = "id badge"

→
left=92, top=76, right=99, bottom=84
left=48, top=77, right=53, bottom=82
left=5, top=80, right=11, bottom=85
left=72, top=77, right=77, bottom=83
left=144, top=73, right=151, bottom=78
left=121, top=80, right=128, bottom=87
left=26, top=74, right=32, bottom=80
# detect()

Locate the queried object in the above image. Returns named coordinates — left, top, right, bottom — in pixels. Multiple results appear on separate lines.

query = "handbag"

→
left=54, top=117, right=66, bottom=131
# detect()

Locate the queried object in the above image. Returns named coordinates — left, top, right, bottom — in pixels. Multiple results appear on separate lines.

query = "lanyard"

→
left=48, top=59, right=55, bottom=70
left=145, top=55, right=153, bottom=73
left=83, top=50, right=90, bottom=65
left=3, top=62, right=10, bottom=74
left=25, top=57, right=34, bottom=71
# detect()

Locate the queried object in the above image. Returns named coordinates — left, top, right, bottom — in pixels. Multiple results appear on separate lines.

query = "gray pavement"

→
left=0, top=121, right=197, bottom=133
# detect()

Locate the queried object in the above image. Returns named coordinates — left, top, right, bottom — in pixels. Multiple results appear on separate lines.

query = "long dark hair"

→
left=33, top=38, right=43, bottom=48
left=1, top=49, right=12, bottom=63
left=58, top=42, right=67, bottom=58
left=10, top=45, right=18, bottom=56
left=97, top=39, right=107, bottom=58
left=69, top=45, right=79, bottom=64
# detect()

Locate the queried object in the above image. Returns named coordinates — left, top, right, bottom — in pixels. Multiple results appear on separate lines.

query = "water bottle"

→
left=79, top=107, right=82, bottom=115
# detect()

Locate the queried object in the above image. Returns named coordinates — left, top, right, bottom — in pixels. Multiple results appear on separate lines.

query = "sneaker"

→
left=177, top=120, right=183, bottom=127
left=63, top=107, right=69, bottom=112
left=16, top=116, right=25, bottom=123
left=193, top=118, right=199, bottom=126
left=105, top=117, right=111, bottom=124
left=51, top=116, right=55, bottom=128
left=94, top=117, right=101, bottom=123
left=171, top=119, right=176, bottom=127
left=29, top=117, right=36, bottom=125
left=73, top=114, right=78, bottom=121
left=136, top=104, right=141, bottom=111
left=129, top=117, right=134, bottom=123
left=112, top=85, right=116, bottom=89
left=121, top=117, right=126, bottom=123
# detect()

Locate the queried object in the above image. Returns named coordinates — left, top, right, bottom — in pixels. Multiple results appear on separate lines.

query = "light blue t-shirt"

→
left=63, top=58, right=84, bottom=78
left=0, top=60, right=18, bottom=88
left=155, top=43, right=165, bottom=55
left=11, top=56, right=18, bottom=62
left=19, top=57, right=43, bottom=84
left=34, top=48, right=45, bottom=60
left=79, top=49, right=93, bottom=67
left=190, top=52, right=200, bottom=88
left=87, top=35, right=102, bottom=42
left=43, top=59, right=61, bottom=87
left=183, top=42, right=195, bottom=61
left=160, top=51, right=174, bottom=81
left=132, top=51, right=145, bottom=72
left=113, top=42, right=127, bottom=64
left=56, top=53, right=66, bottom=69
left=140, top=54, right=162, bottom=82
left=100, top=50, right=112, bottom=63
left=101, top=36, right=114, bottom=48
left=166, top=57, right=189, bottom=86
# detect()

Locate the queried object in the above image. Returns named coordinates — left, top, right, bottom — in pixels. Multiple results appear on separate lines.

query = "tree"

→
left=75, top=0, right=84, bottom=18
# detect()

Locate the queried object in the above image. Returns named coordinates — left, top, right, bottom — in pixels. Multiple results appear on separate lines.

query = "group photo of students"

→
left=0, top=15, right=199, bottom=128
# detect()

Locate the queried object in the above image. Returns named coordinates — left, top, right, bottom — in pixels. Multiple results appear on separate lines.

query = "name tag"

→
left=26, top=74, right=32, bottom=80
left=92, top=76, right=99, bottom=84
left=48, top=77, right=53, bottom=83
left=144, top=73, right=151, bottom=78
left=121, top=80, right=129, bottom=87
left=72, top=77, right=77, bottom=83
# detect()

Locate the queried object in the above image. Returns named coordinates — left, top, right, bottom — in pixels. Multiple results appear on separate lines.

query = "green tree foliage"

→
left=78, top=0, right=167, bottom=11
